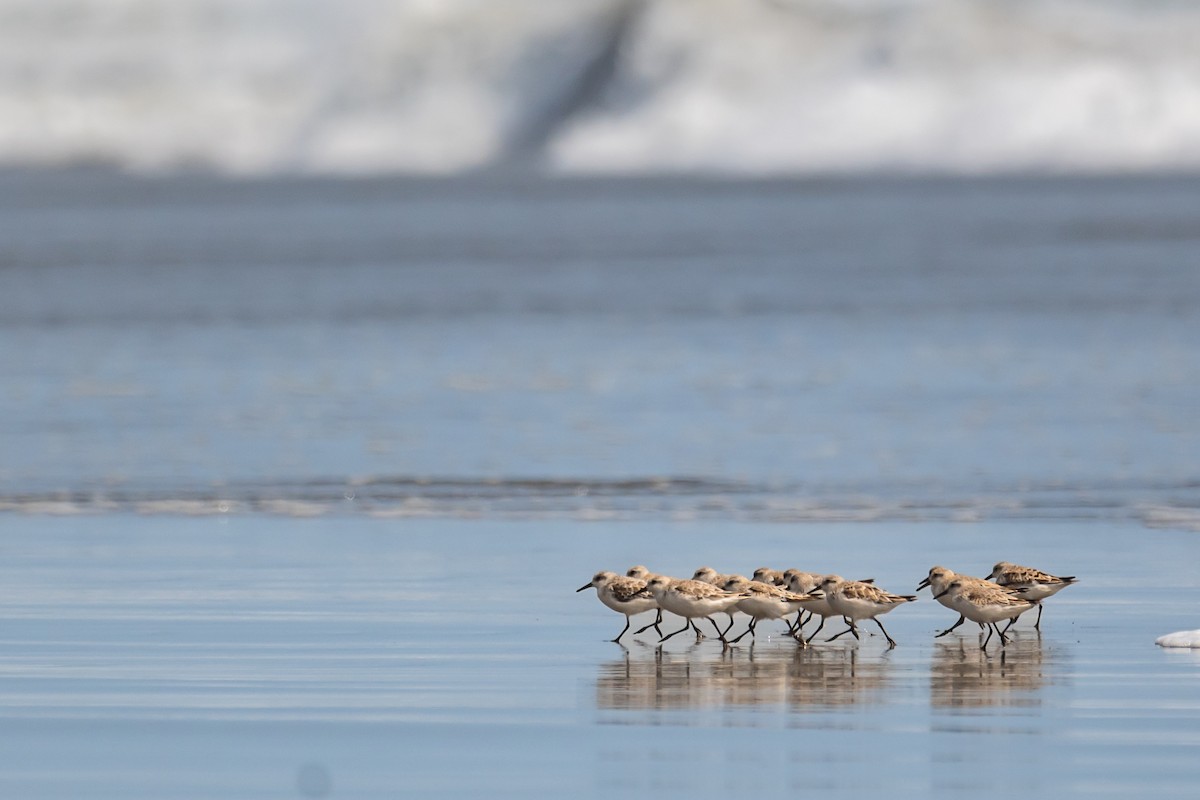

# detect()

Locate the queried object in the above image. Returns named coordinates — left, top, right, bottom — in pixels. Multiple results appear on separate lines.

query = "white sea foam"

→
left=2, top=477, right=1197, bottom=526
left=553, top=0, right=1200, bottom=174
left=1, top=0, right=1198, bottom=174
left=0, top=0, right=622, bottom=173
left=1141, top=507, right=1200, bottom=532
left=1156, top=630, right=1200, bottom=648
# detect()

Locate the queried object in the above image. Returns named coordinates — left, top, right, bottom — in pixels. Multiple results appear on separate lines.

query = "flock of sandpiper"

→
left=578, top=562, right=1077, bottom=650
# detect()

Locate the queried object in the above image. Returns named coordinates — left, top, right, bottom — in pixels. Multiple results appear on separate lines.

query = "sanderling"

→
left=626, top=567, right=712, bottom=639
left=751, top=567, right=786, bottom=586
left=783, top=570, right=876, bottom=642
left=819, top=575, right=917, bottom=648
left=781, top=570, right=831, bottom=640
left=644, top=575, right=748, bottom=644
left=692, top=566, right=738, bottom=586
left=577, top=570, right=661, bottom=642
left=934, top=579, right=1036, bottom=650
left=720, top=575, right=820, bottom=644
left=625, top=565, right=689, bottom=636
left=625, top=565, right=657, bottom=581
left=986, top=561, right=1077, bottom=629
left=917, top=565, right=999, bottom=638
left=691, top=567, right=743, bottom=632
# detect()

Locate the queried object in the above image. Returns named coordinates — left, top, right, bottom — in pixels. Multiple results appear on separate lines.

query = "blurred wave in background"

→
left=3, top=1, right=1199, bottom=524
left=2, top=0, right=1199, bottom=175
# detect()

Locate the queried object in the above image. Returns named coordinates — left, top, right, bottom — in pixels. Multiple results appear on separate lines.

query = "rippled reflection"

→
left=593, top=630, right=1070, bottom=717
left=929, top=632, right=1063, bottom=709
left=594, top=641, right=895, bottom=711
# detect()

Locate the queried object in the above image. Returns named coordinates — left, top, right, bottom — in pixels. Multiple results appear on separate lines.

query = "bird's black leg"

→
left=935, top=615, right=966, bottom=638
left=873, top=617, right=897, bottom=648
left=659, top=621, right=692, bottom=643
left=634, top=609, right=663, bottom=635
left=980, top=624, right=994, bottom=650
left=827, top=627, right=853, bottom=642
left=611, top=615, right=632, bottom=643
left=828, top=619, right=859, bottom=642
left=730, top=618, right=756, bottom=644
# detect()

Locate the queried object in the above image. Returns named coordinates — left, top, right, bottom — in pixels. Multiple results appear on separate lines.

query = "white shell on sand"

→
left=1155, top=630, right=1200, bottom=648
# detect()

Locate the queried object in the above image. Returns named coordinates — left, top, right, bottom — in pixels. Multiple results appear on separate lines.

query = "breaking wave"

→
left=2, top=0, right=1199, bottom=175
left=2, top=475, right=1198, bottom=529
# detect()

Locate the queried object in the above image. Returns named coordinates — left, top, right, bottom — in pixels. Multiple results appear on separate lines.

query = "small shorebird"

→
left=934, top=579, right=1036, bottom=650
left=692, top=566, right=738, bottom=586
left=751, top=567, right=786, bottom=586
left=720, top=575, right=820, bottom=644
left=644, top=575, right=748, bottom=644
left=626, top=566, right=708, bottom=638
left=781, top=570, right=827, bottom=639
left=783, top=570, right=875, bottom=642
left=690, top=567, right=743, bottom=633
left=819, top=575, right=917, bottom=648
left=624, top=565, right=668, bottom=634
left=625, top=565, right=656, bottom=582
left=917, top=566, right=999, bottom=638
left=576, top=571, right=660, bottom=642
left=987, top=561, right=1077, bottom=629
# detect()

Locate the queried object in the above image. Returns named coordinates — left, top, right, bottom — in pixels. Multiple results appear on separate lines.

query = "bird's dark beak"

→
left=916, top=577, right=930, bottom=591
left=933, top=588, right=949, bottom=599
left=576, top=583, right=592, bottom=592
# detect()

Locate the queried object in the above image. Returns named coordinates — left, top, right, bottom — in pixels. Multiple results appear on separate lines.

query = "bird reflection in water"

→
left=594, top=642, right=895, bottom=712
left=930, top=632, right=1062, bottom=709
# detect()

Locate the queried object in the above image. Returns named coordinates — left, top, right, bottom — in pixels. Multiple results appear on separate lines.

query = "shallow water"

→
left=0, top=515, right=1196, bottom=798
left=2, top=173, right=1199, bottom=526
left=1, top=172, right=1198, bottom=797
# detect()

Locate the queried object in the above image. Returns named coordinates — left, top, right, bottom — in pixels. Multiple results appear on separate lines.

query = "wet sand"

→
left=0, top=515, right=1195, bottom=798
